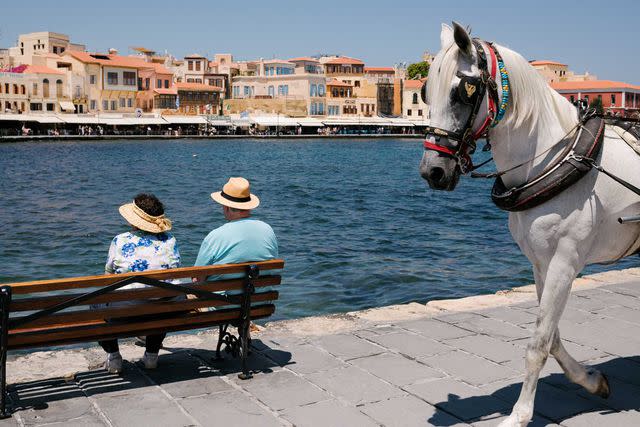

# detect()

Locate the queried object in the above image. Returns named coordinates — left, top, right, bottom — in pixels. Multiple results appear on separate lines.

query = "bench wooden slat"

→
left=9, top=276, right=281, bottom=312
left=4, top=260, right=285, bottom=294
left=8, top=304, right=275, bottom=349
left=11, top=290, right=279, bottom=330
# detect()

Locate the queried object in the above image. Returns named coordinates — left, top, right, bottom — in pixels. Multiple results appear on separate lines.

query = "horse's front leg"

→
left=499, top=239, right=579, bottom=427
left=531, top=266, right=610, bottom=399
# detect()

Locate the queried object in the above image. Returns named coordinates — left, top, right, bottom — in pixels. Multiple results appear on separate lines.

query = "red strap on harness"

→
left=471, top=43, right=498, bottom=140
left=423, top=140, right=457, bottom=157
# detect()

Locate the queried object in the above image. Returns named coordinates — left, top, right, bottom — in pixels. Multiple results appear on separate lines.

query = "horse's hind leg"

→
left=499, top=241, right=579, bottom=427
left=551, top=331, right=610, bottom=397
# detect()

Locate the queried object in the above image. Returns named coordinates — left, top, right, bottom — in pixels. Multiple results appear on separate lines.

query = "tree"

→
left=589, top=97, right=604, bottom=115
left=407, top=62, right=430, bottom=80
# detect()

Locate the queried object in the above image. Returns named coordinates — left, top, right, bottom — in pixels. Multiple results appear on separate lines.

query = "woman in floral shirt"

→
left=100, top=193, right=180, bottom=373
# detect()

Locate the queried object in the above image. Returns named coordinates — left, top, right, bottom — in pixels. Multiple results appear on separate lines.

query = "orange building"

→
left=175, top=82, right=223, bottom=115
left=551, top=80, right=640, bottom=117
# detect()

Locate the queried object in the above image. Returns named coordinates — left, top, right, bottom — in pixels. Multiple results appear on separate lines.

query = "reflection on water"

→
left=0, top=138, right=635, bottom=320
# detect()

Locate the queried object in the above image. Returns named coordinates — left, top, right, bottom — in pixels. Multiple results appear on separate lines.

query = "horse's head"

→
left=420, top=22, right=498, bottom=191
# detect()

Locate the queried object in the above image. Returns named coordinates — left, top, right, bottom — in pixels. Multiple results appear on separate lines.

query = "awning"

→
left=135, top=117, right=167, bottom=125
left=58, top=115, right=99, bottom=124
left=297, top=118, right=324, bottom=127
left=206, top=117, right=232, bottom=126
left=36, top=116, right=65, bottom=124
left=230, top=118, right=251, bottom=127
left=59, top=101, right=76, bottom=112
left=162, top=116, right=208, bottom=124
left=251, top=116, right=299, bottom=127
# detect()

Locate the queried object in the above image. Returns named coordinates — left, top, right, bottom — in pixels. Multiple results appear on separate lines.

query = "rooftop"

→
left=551, top=80, right=640, bottom=91
left=0, top=64, right=64, bottom=75
left=175, top=82, right=223, bottom=92
left=530, top=60, right=567, bottom=67
left=404, top=79, right=425, bottom=89
left=326, top=78, right=353, bottom=87
left=288, top=57, right=320, bottom=63
left=325, top=56, right=365, bottom=66
left=365, top=67, right=395, bottom=73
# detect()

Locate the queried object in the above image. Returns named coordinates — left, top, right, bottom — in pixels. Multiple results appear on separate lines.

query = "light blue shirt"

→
left=195, top=218, right=278, bottom=268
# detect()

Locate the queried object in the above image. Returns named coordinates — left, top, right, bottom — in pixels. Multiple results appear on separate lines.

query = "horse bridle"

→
left=423, top=39, right=506, bottom=174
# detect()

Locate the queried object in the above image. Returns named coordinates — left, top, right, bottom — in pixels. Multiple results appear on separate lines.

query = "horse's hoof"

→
left=595, top=373, right=611, bottom=399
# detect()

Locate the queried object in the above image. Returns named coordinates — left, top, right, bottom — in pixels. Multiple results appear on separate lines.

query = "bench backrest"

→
left=1, top=260, right=284, bottom=350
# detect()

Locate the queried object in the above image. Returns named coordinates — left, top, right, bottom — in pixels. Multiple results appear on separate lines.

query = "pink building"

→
left=136, top=62, right=177, bottom=113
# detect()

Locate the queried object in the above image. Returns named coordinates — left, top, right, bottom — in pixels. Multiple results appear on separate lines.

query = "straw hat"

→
left=211, top=177, right=260, bottom=210
left=118, top=202, right=172, bottom=233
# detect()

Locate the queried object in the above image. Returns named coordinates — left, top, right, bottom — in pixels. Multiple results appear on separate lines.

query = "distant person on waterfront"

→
left=194, top=177, right=278, bottom=279
left=99, top=193, right=180, bottom=374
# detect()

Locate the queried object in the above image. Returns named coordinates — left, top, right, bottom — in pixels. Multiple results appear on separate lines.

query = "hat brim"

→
left=118, top=203, right=172, bottom=233
left=211, top=192, right=260, bottom=210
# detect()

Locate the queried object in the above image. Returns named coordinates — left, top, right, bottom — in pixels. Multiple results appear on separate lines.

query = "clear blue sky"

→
left=2, top=0, right=639, bottom=83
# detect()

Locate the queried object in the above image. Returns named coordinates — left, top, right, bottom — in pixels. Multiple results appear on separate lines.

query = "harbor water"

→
left=0, top=138, right=635, bottom=321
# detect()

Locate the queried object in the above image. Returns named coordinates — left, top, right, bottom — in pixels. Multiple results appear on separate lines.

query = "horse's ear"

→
left=440, top=23, right=454, bottom=48
left=452, top=21, right=472, bottom=58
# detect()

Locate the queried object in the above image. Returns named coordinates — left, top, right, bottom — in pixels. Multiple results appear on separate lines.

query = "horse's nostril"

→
left=429, top=167, right=445, bottom=183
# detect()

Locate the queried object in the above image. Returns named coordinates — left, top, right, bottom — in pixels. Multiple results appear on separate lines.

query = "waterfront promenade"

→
left=2, top=268, right=640, bottom=426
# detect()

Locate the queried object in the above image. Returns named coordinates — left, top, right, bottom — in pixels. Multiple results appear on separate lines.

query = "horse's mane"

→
left=428, top=40, right=579, bottom=137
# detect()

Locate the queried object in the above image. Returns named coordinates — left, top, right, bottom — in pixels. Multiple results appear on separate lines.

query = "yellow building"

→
left=530, top=60, right=597, bottom=85
left=0, top=65, right=72, bottom=113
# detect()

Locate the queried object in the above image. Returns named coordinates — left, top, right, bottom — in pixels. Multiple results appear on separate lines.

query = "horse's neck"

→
left=490, top=95, right=578, bottom=188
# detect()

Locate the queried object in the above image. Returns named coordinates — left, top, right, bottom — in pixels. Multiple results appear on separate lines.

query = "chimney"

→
left=108, top=48, right=118, bottom=55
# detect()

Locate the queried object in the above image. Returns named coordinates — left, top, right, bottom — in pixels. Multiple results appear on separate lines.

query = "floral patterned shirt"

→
left=105, top=230, right=181, bottom=289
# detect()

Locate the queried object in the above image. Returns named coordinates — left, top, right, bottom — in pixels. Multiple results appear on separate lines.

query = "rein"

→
left=423, top=39, right=509, bottom=174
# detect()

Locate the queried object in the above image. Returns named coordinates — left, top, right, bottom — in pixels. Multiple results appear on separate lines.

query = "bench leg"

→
left=237, top=320, right=252, bottom=380
left=0, top=286, right=12, bottom=418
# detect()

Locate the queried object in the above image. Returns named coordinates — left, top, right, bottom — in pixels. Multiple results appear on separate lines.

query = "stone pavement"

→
left=2, top=269, right=640, bottom=426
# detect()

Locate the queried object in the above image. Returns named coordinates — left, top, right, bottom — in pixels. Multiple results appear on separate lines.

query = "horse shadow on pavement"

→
left=6, top=339, right=291, bottom=415
left=428, top=356, right=640, bottom=426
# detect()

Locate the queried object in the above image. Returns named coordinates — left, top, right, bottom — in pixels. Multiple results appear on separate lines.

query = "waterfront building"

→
left=175, top=82, right=222, bottom=115
left=63, top=51, right=141, bottom=114
left=320, top=56, right=377, bottom=117
left=0, top=64, right=71, bottom=114
left=551, top=80, right=640, bottom=117
left=402, top=79, right=429, bottom=120
left=228, top=58, right=326, bottom=117
left=7, top=32, right=85, bottom=66
left=136, top=62, right=177, bottom=113
left=530, top=60, right=597, bottom=85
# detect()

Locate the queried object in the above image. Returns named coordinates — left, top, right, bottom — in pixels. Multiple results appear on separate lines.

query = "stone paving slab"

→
left=2, top=276, right=640, bottom=426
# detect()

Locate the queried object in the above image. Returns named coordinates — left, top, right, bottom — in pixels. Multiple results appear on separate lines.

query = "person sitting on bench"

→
left=99, top=193, right=180, bottom=373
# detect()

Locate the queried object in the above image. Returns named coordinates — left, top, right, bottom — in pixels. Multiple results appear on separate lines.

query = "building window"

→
left=30, top=103, right=43, bottom=111
left=584, top=95, right=589, bottom=103
left=570, top=95, right=574, bottom=103
left=103, top=100, right=108, bottom=110
left=233, top=86, right=239, bottom=97
left=21, top=85, right=26, bottom=95
left=268, top=86, right=274, bottom=97
left=310, top=84, right=317, bottom=97
left=111, top=100, right=117, bottom=110
left=56, top=79, right=63, bottom=97
left=127, top=98, right=133, bottom=108
left=46, top=103, right=55, bottom=111
left=157, top=79, right=162, bottom=88
left=123, top=71, right=136, bottom=86
left=90, top=74, right=96, bottom=84
left=195, top=61, right=201, bottom=71
left=244, top=86, right=251, bottom=96
left=144, top=78, right=149, bottom=90
left=407, top=110, right=412, bottom=116
left=4, top=83, right=8, bottom=93
left=354, top=81, right=360, bottom=87
left=412, top=93, right=418, bottom=104
left=318, top=84, right=325, bottom=96
left=43, top=79, right=50, bottom=97
left=611, top=94, right=616, bottom=105
left=90, top=99, right=97, bottom=110
left=188, top=61, right=193, bottom=71
left=119, top=98, right=125, bottom=108
left=318, top=103, right=324, bottom=114
left=418, top=109, right=423, bottom=116
left=107, top=72, right=118, bottom=85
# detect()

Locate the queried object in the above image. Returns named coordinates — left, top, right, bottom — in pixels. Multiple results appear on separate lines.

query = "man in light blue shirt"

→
left=195, top=177, right=278, bottom=273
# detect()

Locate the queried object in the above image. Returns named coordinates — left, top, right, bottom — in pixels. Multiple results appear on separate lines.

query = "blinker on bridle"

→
left=423, top=39, right=510, bottom=174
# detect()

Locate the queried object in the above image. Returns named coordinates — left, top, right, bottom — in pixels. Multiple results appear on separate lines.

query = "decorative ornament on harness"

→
left=423, top=39, right=511, bottom=174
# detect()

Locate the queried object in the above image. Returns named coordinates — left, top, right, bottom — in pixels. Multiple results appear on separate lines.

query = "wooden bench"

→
left=0, top=259, right=284, bottom=418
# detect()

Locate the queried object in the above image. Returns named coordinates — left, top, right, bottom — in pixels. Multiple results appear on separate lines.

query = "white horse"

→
left=420, top=22, right=640, bottom=426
